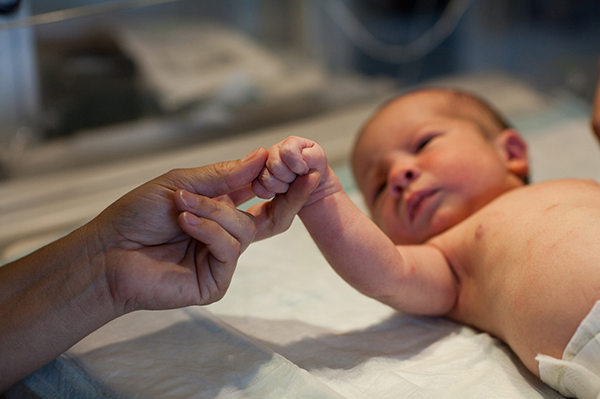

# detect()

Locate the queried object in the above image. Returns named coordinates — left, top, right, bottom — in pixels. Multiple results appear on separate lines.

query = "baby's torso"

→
left=429, top=179, right=600, bottom=374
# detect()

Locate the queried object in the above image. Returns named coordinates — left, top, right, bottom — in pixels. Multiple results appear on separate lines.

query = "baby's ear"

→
left=495, top=129, right=529, bottom=180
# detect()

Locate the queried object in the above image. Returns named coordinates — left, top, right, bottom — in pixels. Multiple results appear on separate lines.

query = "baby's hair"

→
left=439, top=89, right=512, bottom=139
left=354, top=87, right=511, bottom=157
left=363, top=87, right=511, bottom=139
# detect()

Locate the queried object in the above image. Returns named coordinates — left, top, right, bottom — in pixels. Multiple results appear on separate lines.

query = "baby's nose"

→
left=388, top=163, right=419, bottom=198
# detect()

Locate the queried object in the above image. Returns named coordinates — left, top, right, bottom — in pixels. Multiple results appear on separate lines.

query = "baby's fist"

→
left=252, top=136, right=327, bottom=199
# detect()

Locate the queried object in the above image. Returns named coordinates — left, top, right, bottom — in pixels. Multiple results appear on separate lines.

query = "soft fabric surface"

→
left=538, top=301, right=600, bottom=399
left=4, top=74, right=596, bottom=398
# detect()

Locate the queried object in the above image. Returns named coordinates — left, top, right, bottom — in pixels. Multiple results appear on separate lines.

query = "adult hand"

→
left=247, top=169, right=322, bottom=241
left=90, top=144, right=320, bottom=314
left=90, top=148, right=269, bottom=314
left=0, top=146, right=320, bottom=391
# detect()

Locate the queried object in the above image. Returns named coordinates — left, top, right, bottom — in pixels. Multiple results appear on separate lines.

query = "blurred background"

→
left=0, top=0, right=599, bottom=179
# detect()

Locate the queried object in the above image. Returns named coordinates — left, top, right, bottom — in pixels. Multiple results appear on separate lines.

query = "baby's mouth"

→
left=405, top=189, right=439, bottom=223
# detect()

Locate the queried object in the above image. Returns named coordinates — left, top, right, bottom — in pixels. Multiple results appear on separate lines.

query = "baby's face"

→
left=352, top=92, right=519, bottom=244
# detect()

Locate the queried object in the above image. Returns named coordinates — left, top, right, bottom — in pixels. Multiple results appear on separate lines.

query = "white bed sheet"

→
left=4, top=73, right=596, bottom=398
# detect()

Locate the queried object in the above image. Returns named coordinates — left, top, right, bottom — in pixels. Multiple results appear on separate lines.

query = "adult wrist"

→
left=0, top=222, right=117, bottom=388
left=77, top=217, right=123, bottom=318
left=56, top=221, right=118, bottom=320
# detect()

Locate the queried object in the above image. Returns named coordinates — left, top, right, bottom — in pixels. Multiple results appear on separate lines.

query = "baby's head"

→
left=352, top=88, right=529, bottom=245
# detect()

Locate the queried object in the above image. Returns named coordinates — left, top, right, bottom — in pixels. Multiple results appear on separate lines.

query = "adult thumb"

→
left=248, top=170, right=320, bottom=241
left=179, top=147, right=268, bottom=198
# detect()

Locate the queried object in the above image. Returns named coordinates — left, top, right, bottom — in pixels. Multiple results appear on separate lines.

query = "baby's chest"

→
left=431, top=213, right=518, bottom=280
left=435, top=203, right=600, bottom=321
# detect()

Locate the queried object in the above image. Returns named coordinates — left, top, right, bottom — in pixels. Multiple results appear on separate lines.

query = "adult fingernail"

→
left=180, top=190, right=199, bottom=208
left=183, top=212, right=201, bottom=226
left=242, top=148, right=262, bottom=162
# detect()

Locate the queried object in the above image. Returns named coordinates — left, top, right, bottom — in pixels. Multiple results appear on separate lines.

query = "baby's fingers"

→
left=279, top=136, right=327, bottom=175
left=252, top=178, right=276, bottom=199
left=257, top=166, right=290, bottom=195
left=248, top=170, right=321, bottom=241
left=279, top=137, right=310, bottom=175
left=266, top=144, right=299, bottom=182
left=300, top=144, right=327, bottom=174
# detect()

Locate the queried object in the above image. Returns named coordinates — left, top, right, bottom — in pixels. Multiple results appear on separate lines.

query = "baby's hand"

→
left=248, top=136, right=343, bottom=241
left=252, top=136, right=329, bottom=200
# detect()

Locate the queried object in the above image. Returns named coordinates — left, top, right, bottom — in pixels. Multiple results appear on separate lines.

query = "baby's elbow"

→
left=376, top=281, right=458, bottom=317
left=433, top=286, right=458, bottom=316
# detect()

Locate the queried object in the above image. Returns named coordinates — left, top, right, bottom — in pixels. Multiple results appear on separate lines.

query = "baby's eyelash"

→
left=372, top=182, right=386, bottom=202
left=415, top=134, right=439, bottom=152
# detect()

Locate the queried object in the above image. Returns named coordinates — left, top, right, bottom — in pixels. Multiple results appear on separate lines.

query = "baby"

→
left=252, top=88, right=600, bottom=398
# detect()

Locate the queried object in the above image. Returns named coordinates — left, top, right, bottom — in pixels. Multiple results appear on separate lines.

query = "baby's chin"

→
left=388, top=213, right=462, bottom=245
left=386, top=228, right=434, bottom=246
left=425, top=209, right=477, bottom=243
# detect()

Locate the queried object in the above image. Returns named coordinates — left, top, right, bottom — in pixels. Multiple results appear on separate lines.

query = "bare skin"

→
left=0, top=147, right=318, bottom=392
left=253, top=90, right=600, bottom=379
left=429, top=179, right=600, bottom=375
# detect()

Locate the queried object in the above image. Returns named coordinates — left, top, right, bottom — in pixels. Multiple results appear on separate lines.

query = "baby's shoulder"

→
left=430, top=178, right=600, bottom=245
left=506, top=178, right=600, bottom=202
left=528, top=178, right=599, bottom=190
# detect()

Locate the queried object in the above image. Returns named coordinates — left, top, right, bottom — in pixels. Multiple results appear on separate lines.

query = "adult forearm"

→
left=0, top=223, right=115, bottom=392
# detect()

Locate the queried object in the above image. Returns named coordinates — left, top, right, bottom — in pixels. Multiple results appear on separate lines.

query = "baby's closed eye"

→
left=414, top=133, right=440, bottom=153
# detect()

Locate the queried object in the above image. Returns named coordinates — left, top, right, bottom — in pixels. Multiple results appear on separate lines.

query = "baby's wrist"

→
left=301, top=166, right=343, bottom=207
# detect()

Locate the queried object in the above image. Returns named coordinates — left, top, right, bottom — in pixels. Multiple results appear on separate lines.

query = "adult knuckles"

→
left=241, top=213, right=259, bottom=241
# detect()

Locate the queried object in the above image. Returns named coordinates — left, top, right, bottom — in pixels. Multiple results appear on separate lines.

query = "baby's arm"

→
left=254, top=136, right=458, bottom=316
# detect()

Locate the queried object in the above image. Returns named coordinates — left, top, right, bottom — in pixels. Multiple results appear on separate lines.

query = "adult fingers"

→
left=177, top=213, right=239, bottom=304
left=165, top=147, right=268, bottom=198
left=175, top=190, right=258, bottom=252
left=248, top=170, right=320, bottom=241
left=216, top=184, right=256, bottom=207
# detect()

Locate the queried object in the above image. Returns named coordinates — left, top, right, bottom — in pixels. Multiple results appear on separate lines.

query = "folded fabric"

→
left=537, top=301, right=600, bottom=399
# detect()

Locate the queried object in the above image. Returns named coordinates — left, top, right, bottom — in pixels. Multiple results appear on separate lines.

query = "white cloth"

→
left=537, top=301, right=600, bottom=399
